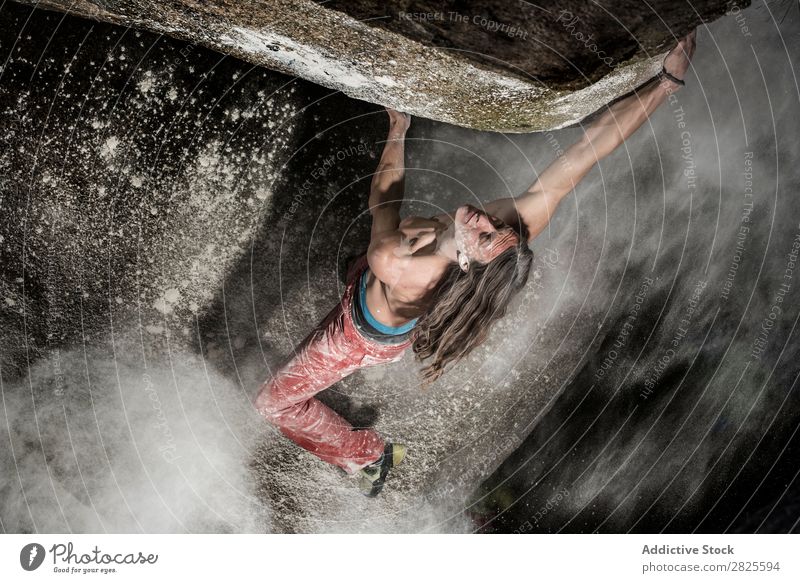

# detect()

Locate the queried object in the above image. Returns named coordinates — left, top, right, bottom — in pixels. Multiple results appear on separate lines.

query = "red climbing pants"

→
left=254, top=257, right=411, bottom=474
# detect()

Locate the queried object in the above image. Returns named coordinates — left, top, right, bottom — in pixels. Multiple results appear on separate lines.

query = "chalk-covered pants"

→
left=254, top=257, right=411, bottom=474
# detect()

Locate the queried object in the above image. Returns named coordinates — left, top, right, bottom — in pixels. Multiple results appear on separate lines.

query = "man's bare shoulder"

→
left=367, top=231, right=406, bottom=283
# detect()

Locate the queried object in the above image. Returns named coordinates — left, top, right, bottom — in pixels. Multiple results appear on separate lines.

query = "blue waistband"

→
left=358, top=269, right=418, bottom=335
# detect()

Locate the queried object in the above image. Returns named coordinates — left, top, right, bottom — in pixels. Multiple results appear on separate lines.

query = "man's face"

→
left=454, top=204, right=519, bottom=265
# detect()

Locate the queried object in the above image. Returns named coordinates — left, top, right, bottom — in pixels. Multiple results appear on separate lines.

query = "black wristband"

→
left=659, top=67, right=686, bottom=86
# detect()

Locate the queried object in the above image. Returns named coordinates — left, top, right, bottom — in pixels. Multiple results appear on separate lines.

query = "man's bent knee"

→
left=254, top=382, right=288, bottom=421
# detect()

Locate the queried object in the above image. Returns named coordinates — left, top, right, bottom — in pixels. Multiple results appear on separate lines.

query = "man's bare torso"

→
left=364, top=214, right=451, bottom=327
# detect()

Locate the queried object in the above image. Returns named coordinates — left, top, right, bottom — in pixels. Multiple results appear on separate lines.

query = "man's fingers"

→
left=385, top=106, right=404, bottom=119
left=385, top=107, right=411, bottom=130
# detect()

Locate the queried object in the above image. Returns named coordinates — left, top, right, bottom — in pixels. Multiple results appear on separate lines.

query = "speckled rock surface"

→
left=315, top=0, right=736, bottom=87
left=14, top=0, right=744, bottom=132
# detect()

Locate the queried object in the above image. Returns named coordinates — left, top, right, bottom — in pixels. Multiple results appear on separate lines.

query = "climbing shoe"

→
left=357, top=443, right=406, bottom=497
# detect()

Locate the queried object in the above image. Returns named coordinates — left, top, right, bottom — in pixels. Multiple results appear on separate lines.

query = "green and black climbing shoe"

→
left=357, top=443, right=406, bottom=497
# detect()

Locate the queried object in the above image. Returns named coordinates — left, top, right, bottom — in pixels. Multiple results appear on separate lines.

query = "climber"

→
left=254, top=32, right=696, bottom=497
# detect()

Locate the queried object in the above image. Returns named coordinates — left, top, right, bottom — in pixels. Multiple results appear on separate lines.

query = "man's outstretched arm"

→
left=369, top=108, right=411, bottom=238
left=488, top=31, right=696, bottom=242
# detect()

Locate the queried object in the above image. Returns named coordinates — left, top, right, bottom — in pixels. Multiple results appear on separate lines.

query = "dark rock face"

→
left=0, top=4, right=310, bottom=380
left=316, top=0, right=735, bottom=87
left=14, top=0, right=745, bottom=131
